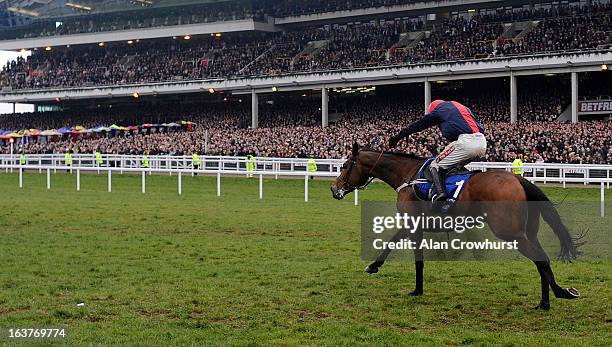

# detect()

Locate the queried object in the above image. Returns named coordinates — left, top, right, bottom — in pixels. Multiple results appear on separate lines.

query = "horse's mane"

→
left=360, top=148, right=425, bottom=161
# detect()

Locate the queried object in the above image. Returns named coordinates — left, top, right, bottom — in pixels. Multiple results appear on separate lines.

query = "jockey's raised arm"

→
left=389, top=112, right=440, bottom=147
left=388, top=99, right=487, bottom=206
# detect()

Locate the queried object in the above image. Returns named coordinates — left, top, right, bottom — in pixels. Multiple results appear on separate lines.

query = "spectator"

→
left=1, top=94, right=610, bottom=164
left=2, top=3, right=610, bottom=90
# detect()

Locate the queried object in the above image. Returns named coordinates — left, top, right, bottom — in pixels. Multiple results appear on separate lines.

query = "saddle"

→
left=410, top=158, right=479, bottom=203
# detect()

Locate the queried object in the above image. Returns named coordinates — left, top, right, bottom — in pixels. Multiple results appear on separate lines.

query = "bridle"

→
left=336, top=150, right=383, bottom=194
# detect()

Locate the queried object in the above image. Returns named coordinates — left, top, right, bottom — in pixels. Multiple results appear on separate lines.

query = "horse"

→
left=330, top=143, right=580, bottom=310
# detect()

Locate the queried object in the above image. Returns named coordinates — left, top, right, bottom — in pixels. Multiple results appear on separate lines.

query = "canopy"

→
left=109, top=124, right=127, bottom=130
left=1, top=132, right=23, bottom=139
left=41, top=129, right=59, bottom=136
left=4, top=120, right=194, bottom=139
left=91, top=126, right=111, bottom=132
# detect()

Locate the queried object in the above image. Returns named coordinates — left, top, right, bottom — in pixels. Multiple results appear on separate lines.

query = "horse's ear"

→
left=352, top=142, right=360, bottom=157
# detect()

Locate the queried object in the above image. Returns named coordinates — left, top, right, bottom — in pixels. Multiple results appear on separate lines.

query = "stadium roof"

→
left=2, top=0, right=234, bottom=20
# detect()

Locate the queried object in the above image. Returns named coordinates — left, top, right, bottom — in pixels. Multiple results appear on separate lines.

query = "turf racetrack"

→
left=0, top=172, right=610, bottom=345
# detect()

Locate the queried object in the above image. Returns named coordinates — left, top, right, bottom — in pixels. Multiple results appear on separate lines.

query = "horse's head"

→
left=331, top=143, right=372, bottom=200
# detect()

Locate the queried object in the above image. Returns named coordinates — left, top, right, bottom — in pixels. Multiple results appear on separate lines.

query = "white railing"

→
left=466, top=162, right=612, bottom=188
left=0, top=155, right=609, bottom=214
left=0, top=154, right=345, bottom=178
left=0, top=154, right=349, bottom=204
left=1, top=154, right=611, bottom=185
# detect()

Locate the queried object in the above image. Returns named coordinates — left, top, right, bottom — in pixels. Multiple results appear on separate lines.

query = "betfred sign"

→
left=578, top=100, right=612, bottom=114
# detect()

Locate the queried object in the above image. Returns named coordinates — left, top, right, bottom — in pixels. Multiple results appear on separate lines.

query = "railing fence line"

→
left=1, top=154, right=610, bottom=214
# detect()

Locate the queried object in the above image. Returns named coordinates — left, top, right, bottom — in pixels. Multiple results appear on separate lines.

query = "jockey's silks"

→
left=399, top=100, right=485, bottom=142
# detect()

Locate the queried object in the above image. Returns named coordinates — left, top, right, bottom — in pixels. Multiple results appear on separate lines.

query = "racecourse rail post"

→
left=304, top=175, right=309, bottom=202
left=178, top=172, right=182, bottom=195
left=108, top=170, right=112, bottom=193
left=76, top=169, right=80, bottom=192
left=585, top=170, right=589, bottom=186
left=354, top=189, right=359, bottom=206
left=142, top=171, right=146, bottom=194
left=18, top=167, right=23, bottom=188
left=46, top=168, right=51, bottom=190
left=259, top=174, right=263, bottom=199
left=601, top=182, right=605, bottom=218
left=217, top=172, right=221, bottom=196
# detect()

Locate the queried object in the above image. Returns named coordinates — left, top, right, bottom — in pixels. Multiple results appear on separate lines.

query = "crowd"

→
left=495, top=10, right=612, bottom=56
left=0, top=33, right=279, bottom=89
left=1, top=3, right=610, bottom=90
left=0, top=0, right=445, bottom=41
left=1, top=93, right=610, bottom=164
left=257, top=0, right=429, bottom=17
left=10, top=0, right=583, bottom=41
left=0, top=1, right=263, bottom=40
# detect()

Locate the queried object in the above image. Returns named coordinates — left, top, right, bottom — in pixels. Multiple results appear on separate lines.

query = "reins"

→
left=338, top=150, right=383, bottom=191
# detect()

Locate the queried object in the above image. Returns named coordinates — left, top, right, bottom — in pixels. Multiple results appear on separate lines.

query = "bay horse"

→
left=330, top=143, right=580, bottom=310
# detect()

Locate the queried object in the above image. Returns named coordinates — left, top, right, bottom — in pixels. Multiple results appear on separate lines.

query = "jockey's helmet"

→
left=428, top=99, right=445, bottom=113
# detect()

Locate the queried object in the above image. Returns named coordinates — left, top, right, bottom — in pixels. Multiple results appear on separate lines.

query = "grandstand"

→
left=0, top=0, right=611, bottom=163
left=1, top=2, right=612, bottom=346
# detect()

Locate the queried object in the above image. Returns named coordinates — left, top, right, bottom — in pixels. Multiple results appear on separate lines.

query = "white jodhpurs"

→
left=430, top=133, right=487, bottom=170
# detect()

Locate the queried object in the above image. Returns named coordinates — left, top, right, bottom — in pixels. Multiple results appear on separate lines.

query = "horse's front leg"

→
left=409, top=229, right=424, bottom=296
left=365, top=228, right=407, bottom=274
left=366, top=192, right=417, bottom=274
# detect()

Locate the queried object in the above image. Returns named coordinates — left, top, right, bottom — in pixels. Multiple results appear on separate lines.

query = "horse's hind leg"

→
left=487, top=208, right=552, bottom=308
left=535, top=261, right=580, bottom=300
left=525, top=210, right=550, bottom=309
left=534, top=266, right=550, bottom=310
left=512, top=236, right=552, bottom=309
left=525, top=210, right=580, bottom=303
left=515, top=237, right=579, bottom=309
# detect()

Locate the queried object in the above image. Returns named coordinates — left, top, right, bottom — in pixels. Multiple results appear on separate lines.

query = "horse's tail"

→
left=517, top=176, right=579, bottom=261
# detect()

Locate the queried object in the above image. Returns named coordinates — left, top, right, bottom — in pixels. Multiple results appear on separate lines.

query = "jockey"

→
left=388, top=100, right=487, bottom=202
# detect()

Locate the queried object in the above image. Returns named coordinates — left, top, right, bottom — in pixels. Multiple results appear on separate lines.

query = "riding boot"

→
left=429, top=166, right=447, bottom=202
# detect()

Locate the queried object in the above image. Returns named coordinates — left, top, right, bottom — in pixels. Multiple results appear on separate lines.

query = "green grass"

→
left=0, top=172, right=610, bottom=346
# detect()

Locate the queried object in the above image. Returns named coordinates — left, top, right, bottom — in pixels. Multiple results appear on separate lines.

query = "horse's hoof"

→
left=555, top=287, right=580, bottom=299
left=565, top=287, right=580, bottom=299
left=408, top=290, right=423, bottom=296
left=364, top=265, right=378, bottom=274
left=534, top=302, right=550, bottom=310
